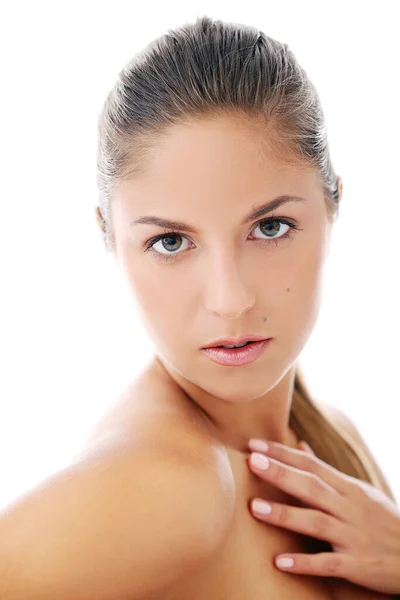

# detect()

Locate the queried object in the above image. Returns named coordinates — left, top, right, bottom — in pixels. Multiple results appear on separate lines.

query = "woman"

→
left=0, top=15, right=398, bottom=600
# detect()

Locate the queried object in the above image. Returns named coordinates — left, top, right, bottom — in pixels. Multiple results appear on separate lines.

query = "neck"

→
left=152, top=355, right=300, bottom=454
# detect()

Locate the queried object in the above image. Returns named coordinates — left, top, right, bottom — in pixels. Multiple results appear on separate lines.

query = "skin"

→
left=95, top=114, right=343, bottom=455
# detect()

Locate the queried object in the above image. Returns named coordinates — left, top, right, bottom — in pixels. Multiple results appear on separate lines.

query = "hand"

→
left=246, top=437, right=400, bottom=595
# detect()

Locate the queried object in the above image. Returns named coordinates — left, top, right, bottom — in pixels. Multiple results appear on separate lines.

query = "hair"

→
left=95, top=15, right=396, bottom=504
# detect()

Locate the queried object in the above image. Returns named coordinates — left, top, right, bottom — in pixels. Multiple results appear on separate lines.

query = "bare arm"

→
left=0, top=441, right=228, bottom=599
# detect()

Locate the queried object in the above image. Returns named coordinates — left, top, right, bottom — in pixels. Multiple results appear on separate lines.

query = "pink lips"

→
left=200, top=338, right=272, bottom=367
left=202, top=334, right=269, bottom=349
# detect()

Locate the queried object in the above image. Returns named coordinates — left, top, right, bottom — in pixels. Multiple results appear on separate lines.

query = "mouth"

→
left=214, top=341, right=254, bottom=349
left=202, top=335, right=270, bottom=349
left=200, top=338, right=273, bottom=366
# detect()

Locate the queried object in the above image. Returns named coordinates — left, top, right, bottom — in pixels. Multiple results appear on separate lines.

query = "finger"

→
left=250, top=498, right=356, bottom=548
left=248, top=439, right=356, bottom=497
left=274, top=552, right=399, bottom=593
left=273, top=551, right=356, bottom=580
left=248, top=452, right=348, bottom=519
left=298, top=440, right=315, bottom=455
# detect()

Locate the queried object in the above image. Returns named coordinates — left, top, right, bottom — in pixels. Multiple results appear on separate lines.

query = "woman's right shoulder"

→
left=82, top=363, right=230, bottom=467
left=77, top=364, right=237, bottom=527
left=0, top=407, right=234, bottom=600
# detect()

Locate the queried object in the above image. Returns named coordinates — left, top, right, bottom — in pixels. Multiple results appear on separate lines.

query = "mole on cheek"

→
left=286, top=288, right=290, bottom=292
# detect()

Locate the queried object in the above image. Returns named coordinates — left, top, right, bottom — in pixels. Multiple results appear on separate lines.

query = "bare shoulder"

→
left=80, top=361, right=234, bottom=475
left=77, top=359, right=236, bottom=533
left=319, top=402, right=364, bottom=440
left=319, top=402, right=396, bottom=501
left=320, top=401, right=378, bottom=457
left=1, top=366, right=236, bottom=599
left=0, top=424, right=233, bottom=599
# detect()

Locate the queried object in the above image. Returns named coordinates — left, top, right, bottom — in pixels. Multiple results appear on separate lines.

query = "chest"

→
left=164, top=448, right=391, bottom=600
left=91, top=367, right=391, bottom=600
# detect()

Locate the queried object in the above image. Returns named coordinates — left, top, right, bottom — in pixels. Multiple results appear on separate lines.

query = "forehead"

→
left=113, top=115, right=323, bottom=216
left=138, top=115, right=311, bottom=181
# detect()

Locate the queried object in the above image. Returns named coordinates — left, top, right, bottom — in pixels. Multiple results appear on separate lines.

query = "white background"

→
left=0, top=1, right=399, bottom=510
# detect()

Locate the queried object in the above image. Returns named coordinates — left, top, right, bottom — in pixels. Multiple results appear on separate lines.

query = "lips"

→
left=202, top=334, right=270, bottom=349
left=201, top=338, right=272, bottom=366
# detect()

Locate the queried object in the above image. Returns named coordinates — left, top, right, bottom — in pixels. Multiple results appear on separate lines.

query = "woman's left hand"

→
left=246, top=437, right=400, bottom=595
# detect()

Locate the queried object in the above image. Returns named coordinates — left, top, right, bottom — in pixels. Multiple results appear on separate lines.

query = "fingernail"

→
left=250, top=452, right=270, bottom=470
left=252, top=498, right=272, bottom=515
left=249, top=438, right=269, bottom=452
left=276, top=557, right=294, bottom=568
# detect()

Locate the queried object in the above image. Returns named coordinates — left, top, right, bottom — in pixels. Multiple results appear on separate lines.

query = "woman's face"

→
left=109, top=115, right=335, bottom=402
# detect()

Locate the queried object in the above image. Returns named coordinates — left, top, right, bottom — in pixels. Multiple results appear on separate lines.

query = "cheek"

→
left=121, top=260, right=194, bottom=344
left=280, top=238, right=326, bottom=336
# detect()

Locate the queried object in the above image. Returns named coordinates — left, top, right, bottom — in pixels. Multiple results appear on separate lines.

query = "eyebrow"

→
left=129, top=194, right=307, bottom=233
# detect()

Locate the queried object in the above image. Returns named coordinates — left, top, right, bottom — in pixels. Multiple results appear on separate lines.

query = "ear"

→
left=325, top=175, right=343, bottom=260
left=337, top=175, right=343, bottom=203
left=95, top=207, right=104, bottom=231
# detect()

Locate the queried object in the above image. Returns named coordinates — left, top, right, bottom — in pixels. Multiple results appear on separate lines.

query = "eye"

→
left=250, top=219, right=292, bottom=242
left=145, top=217, right=300, bottom=262
left=147, top=232, right=191, bottom=259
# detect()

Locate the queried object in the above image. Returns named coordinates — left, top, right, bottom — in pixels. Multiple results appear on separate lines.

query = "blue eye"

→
left=149, top=232, right=191, bottom=257
left=145, top=217, right=301, bottom=263
left=251, top=219, right=292, bottom=241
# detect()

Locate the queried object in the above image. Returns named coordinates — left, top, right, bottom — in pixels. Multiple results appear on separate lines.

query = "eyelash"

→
left=144, top=217, right=301, bottom=263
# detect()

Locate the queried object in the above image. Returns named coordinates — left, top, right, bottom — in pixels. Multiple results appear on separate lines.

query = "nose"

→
left=203, top=254, right=255, bottom=319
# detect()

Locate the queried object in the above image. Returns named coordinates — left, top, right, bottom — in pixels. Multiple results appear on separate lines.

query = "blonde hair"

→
left=292, top=366, right=396, bottom=501
left=95, top=15, right=395, bottom=503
